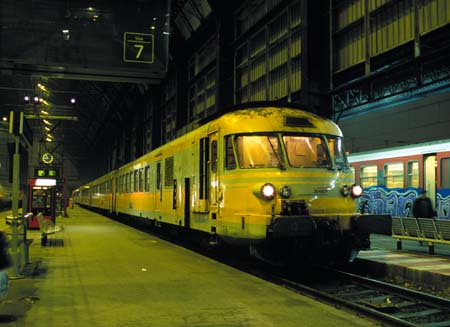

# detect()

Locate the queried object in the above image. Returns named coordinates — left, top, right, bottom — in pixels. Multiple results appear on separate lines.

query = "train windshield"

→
left=234, top=135, right=284, bottom=169
left=282, top=135, right=331, bottom=168
left=327, top=136, right=349, bottom=170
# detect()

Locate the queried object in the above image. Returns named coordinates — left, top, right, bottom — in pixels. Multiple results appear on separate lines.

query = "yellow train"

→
left=73, top=105, right=390, bottom=263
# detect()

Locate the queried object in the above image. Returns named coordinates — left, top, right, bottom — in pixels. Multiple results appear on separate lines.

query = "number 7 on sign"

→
left=123, top=32, right=154, bottom=64
left=134, top=44, right=144, bottom=59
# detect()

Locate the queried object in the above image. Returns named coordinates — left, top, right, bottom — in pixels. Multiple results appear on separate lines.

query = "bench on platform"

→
left=36, top=213, right=63, bottom=246
left=391, top=216, right=450, bottom=254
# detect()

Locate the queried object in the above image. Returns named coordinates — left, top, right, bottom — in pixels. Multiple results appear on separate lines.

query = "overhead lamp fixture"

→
left=37, top=83, right=48, bottom=92
left=69, top=97, right=76, bottom=104
left=2, top=117, right=7, bottom=122
left=24, top=95, right=30, bottom=103
left=46, top=134, right=53, bottom=140
left=42, top=119, right=52, bottom=126
left=44, top=126, right=51, bottom=132
left=41, top=110, right=49, bottom=115
left=45, top=137, right=53, bottom=142
left=62, top=29, right=70, bottom=41
left=33, top=96, right=40, bottom=103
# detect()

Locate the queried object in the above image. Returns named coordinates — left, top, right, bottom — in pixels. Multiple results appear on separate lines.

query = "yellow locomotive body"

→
left=75, top=106, right=390, bottom=262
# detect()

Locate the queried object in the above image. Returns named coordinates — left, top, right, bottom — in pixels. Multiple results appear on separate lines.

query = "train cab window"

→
left=283, top=135, right=329, bottom=168
left=225, top=136, right=236, bottom=170
left=327, top=137, right=349, bottom=170
left=360, top=165, right=377, bottom=187
left=384, top=162, right=404, bottom=188
left=235, top=135, right=283, bottom=168
left=144, top=166, right=150, bottom=191
left=441, top=158, right=450, bottom=188
left=407, top=161, right=419, bottom=188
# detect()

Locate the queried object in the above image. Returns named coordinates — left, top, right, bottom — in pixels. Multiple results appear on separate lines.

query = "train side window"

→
left=225, top=136, right=236, bottom=170
left=384, top=162, right=404, bottom=188
left=134, top=170, right=139, bottom=192
left=144, top=166, right=150, bottom=192
left=139, top=168, right=144, bottom=192
left=407, top=161, right=419, bottom=188
left=360, top=165, right=377, bottom=187
left=441, top=158, right=450, bottom=188
left=129, top=172, right=134, bottom=192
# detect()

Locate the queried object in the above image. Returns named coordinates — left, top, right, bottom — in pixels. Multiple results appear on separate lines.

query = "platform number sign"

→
left=123, top=32, right=154, bottom=64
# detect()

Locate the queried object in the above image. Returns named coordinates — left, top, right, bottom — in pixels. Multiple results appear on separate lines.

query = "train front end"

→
left=219, top=107, right=391, bottom=263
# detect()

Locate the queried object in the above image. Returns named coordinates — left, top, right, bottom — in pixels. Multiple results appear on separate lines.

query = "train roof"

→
left=348, top=139, right=450, bottom=163
left=215, top=106, right=342, bottom=136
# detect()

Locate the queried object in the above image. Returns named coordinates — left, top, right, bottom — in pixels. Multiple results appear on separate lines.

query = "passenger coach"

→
left=349, top=139, right=450, bottom=220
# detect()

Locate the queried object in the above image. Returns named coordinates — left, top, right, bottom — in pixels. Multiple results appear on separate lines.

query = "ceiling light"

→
left=62, top=29, right=70, bottom=41
left=44, top=126, right=51, bottom=132
left=24, top=95, right=30, bottom=103
left=70, top=97, right=76, bottom=104
left=43, top=119, right=52, bottom=126
left=41, top=110, right=49, bottom=115
left=33, top=96, right=39, bottom=103
left=45, top=137, right=53, bottom=142
left=2, top=117, right=7, bottom=122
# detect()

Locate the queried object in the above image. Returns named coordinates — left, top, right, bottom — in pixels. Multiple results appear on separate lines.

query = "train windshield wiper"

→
left=267, top=136, right=285, bottom=170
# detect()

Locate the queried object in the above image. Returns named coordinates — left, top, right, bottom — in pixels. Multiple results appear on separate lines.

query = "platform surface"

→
left=0, top=207, right=379, bottom=327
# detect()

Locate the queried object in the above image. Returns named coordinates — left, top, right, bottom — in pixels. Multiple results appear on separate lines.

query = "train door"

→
left=209, top=131, right=220, bottom=221
left=424, top=155, right=436, bottom=209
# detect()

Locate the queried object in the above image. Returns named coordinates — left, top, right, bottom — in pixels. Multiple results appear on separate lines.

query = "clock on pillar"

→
left=41, top=152, right=54, bottom=165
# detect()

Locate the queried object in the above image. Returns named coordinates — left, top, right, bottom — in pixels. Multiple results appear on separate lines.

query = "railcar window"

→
left=283, top=135, right=330, bottom=168
left=384, top=163, right=404, bottom=188
left=139, top=168, right=144, bottom=192
left=441, top=158, right=450, bottom=188
left=144, top=166, right=150, bottom=192
left=225, top=136, right=236, bottom=170
left=407, top=161, right=419, bottom=188
left=235, top=135, right=283, bottom=168
left=360, top=165, right=377, bottom=187
left=133, top=170, right=137, bottom=192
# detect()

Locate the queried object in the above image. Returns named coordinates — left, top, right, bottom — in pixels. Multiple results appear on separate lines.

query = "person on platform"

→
left=413, top=190, right=436, bottom=218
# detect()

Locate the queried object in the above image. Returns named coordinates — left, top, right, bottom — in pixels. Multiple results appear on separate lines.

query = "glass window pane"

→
left=384, top=162, right=404, bottom=188
left=283, top=135, right=330, bottom=168
left=441, top=158, right=450, bottom=188
left=360, top=165, right=377, bottom=187
left=235, top=135, right=283, bottom=169
left=407, top=161, right=419, bottom=188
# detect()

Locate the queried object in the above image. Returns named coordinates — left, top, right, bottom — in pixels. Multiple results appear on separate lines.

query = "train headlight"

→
left=261, top=183, right=276, bottom=200
left=279, top=185, right=291, bottom=198
left=351, top=184, right=363, bottom=198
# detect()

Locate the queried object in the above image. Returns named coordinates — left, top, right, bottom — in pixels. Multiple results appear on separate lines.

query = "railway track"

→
left=257, top=267, right=450, bottom=327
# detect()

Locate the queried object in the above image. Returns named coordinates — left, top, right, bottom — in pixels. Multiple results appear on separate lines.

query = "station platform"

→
left=0, top=206, right=379, bottom=327
left=356, top=234, right=450, bottom=297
